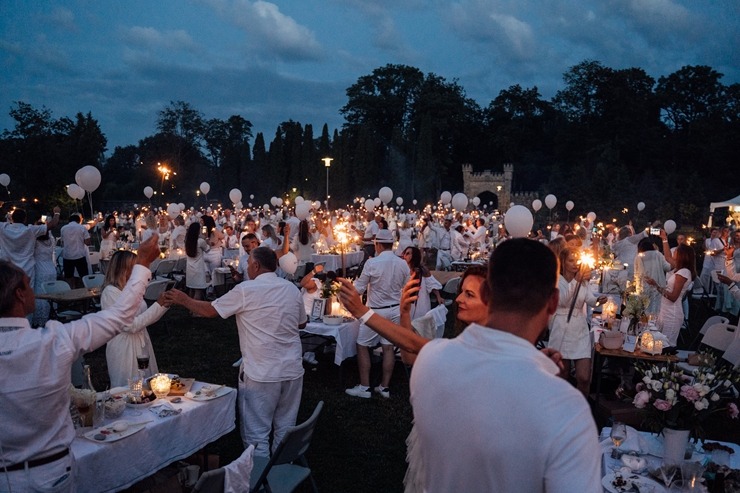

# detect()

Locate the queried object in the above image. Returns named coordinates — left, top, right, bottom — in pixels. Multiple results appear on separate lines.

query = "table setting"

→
left=70, top=374, right=236, bottom=493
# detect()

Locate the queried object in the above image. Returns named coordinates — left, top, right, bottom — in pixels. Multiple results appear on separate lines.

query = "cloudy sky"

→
left=1, top=0, right=738, bottom=153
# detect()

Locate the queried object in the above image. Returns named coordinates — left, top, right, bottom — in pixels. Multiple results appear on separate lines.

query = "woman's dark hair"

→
left=201, top=215, right=216, bottom=239
left=0, top=260, right=26, bottom=316
left=103, top=214, right=116, bottom=232
left=298, top=220, right=310, bottom=245
left=674, top=245, right=697, bottom=280
left=637, top=237, right=656, bottom=253
left=185, top=223, right=201, bottom=258
left=278, top=221, right=286, bottom=236
left=404, top=246, right=423, bottom=270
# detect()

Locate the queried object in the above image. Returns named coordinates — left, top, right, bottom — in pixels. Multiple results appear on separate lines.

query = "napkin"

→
left=149, top=400, right=182, bottom=418
left=224, top=444, right=254, bottom=493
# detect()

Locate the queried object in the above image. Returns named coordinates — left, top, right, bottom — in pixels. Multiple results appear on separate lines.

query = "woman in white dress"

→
left=99, top=215, right=118, bottom=260
left=201, top=215, right=223, bottom=281
left=395, top=221, right=414, bottom=256
left=645, top=241, right=696, bottom=346
left=401, top=246, right=443, bottom=320
left=634, top=237, right=672, bottom=315
left=260, top=224, right=282, bottom=251
left=291, top=219, right=315, bottom=264
left=548, top=247, right=606, bottom=395
left=32, top=229, right=57, bottom=326
left=102, top=250, right=169, bottom=387
left=185, top=222, right=210, bottom=300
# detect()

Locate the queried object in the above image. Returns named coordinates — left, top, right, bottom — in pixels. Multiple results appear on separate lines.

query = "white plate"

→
left=185, top=384, right=232, bottom=402
left=83, top=420, right=149, bottom=443
left=602, top=472, right=665, bottom=493
left=125, top=396, right=157, bottom=408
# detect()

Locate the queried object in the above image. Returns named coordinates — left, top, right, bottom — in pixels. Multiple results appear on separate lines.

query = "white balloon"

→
left=412, top=199, right=417, bottom=205
left=249, top=194, right=254, bottom=200
left=379, top=186, right=393, bottom=204
left=229, top=188, right=242, bottom=204
left=276, top=198, right=283, bottom=207
left=396, top=197, right=403, bottom=206
left=472, top=197, right=480, bottom=206
left=587, top=211, right=596, bottom=222
left=270, top=197, right=278, bottom=206
left=440, top=191, right=452, bottom=205
left=544, top=194, right=557, bottom=210
left=67, top=183, right=83, bottom=200
left=312, top=201, right=321, bottom=210
left=248, top=203, right=252, bottom=207
left=664, top=220, right=677, bottom=235
left=294, top=196, right=304, bottom=205
left=637, top=201, right=645, bottom=211
left=504, top=205, right=534, bottom=238
left=565, top=200, right=574, bottom=211
left=365, top=199, right=375, bottom=210
left=235, top=201, right=243, bottom=209
left=295, top=202, right=311, bottom=220
left=372, top=198, right=380, bottom=208
left=200, top=182, right=210, bottom=195
left=278, top=252, right=299, bottom=275
left=166, top=203, right=180, bottom=219
left=532, top=199, right=542, bottom=212
left=263, top=204, right=270, bottom=211
left=75, top=165, right=102, bottom=192
left=143, top=186, right=153, bottom=199
left=451, top=193, right=468, bottom=211
left=178, top=203, right=185, bottom=211
left=0, top=173, right=9, bottom=187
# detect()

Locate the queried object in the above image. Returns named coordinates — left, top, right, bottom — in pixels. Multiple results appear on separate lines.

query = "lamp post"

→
left=322, top=157, right=333, bottom=209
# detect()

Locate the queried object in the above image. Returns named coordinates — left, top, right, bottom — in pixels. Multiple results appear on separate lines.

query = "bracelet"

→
left=358, top=308, right=375, bottom=325
left=662, top=240, right=668, bottom=243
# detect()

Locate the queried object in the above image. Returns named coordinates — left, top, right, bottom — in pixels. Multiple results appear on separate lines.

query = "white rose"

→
left=645, top=370, right=653, bottom=379
left=643, top=376, right=652, bottom=384
left=711, top=393, right=720, bottom=402
left=724, top=379, right=732, bottom=387
left=706, top=373, right=715, bottom=382
left=694, top=398, right=709, bottom=411
left=651, top=380, right=663, bottom=392
left=666, top=389, right=676, bottom=401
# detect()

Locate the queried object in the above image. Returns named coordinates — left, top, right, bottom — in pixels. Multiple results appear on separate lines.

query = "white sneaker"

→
left=302, top=352, right=318, bottom=365
left=345, top=385, right=371, bottom=399
left=374, top=386, right=390, bottom=399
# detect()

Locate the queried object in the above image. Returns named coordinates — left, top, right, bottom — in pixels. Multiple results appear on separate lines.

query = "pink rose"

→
left=654, top=399, right=673, bottom=411
left=680, top=384, right=700, bottom=402
left=729, top=403, right=739, bottom=419
left=633, top=390, right=651, bottom=409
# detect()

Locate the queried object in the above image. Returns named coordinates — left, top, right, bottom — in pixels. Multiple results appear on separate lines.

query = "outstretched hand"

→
left=401, top=274, right=421, bottom=314
left=161, top=288, right=189, bottom=307
left=135, top=233, right=161, bottom=267
left=336, top=278, right=364, bottom=317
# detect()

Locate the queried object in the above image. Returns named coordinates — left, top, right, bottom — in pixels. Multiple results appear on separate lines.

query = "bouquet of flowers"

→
left=632, top=355, right=740, bottom=439
left=622, top=292, right=650, bottom=320
left=321, top=276, right=341, bottom=299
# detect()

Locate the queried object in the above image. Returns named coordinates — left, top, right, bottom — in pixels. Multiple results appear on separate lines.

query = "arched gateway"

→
left=462, top=164, right=536, bottom=212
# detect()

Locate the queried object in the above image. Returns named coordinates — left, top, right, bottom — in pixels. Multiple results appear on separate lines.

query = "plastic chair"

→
left=193, top=445, right=254, bottom=493
left=88, top=251, right=101, bottom=272
left=721, top=337, right=740, bottom=368
left=688, top=315, right=730, bottom=349
left=153, top=259, right=177, bottom=279
left=81, top=274, right=105, bottom=289
left=701, top=323, right=736, bottom=352
left=144, top=279, right=174, bottom=303
left=441, top=277, right=461, bottom=299
left=40, top=280, right=83, bottom=321
left=250, top=401, right=324, bottom=493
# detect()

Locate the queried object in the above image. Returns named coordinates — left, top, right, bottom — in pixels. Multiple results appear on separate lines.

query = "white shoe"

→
left=302, top=352, right=318, bottom=365
left=374, top=386, right=390, bottom=399
left=345, top=385, right=371, bottom=399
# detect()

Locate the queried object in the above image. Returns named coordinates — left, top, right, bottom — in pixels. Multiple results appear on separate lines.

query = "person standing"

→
left=60, top=213, right=92, bottom=288
left=361, top=211, right=379, bottom=260
left=169, top=215, right=187, bottom=254
left=0, top=235, right=160, bottom=492
left=0, top=207, right=60, bottom=287
left=32, top=226, right=58, bottom=326
left=163, top=247, right=305, bottom=457
left=346, top=229, right=410, bottom=399
left=410, top=239, right=601, bottom=492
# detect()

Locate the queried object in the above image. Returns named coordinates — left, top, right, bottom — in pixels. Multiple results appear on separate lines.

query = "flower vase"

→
left=663, top=427, right=690, bottom=464
left=627, top=317, right=640, bottom=336
left=324, top=296, right=334, bottom=315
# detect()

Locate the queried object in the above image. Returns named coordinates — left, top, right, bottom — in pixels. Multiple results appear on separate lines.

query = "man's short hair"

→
left=242, top=233, right=259, bottom=243
left=69, top=213, right=82, bottom=223
left=250, top=246, right=277, bottom=272
left=488, top=238, right=557, bottom=316
left=0, top=260, right=26, bottom=316
left=10, top=209, right=27, bottom=224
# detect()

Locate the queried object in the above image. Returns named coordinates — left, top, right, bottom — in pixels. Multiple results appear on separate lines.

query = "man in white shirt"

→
left=346, top=229, right=410, bottom=399
left=60, top=213, right=92, bottom=287
left=361, top=211, right=379, bottom=260
left=450, top=223, right=469, bottom=261
left=411, top=239, right=601, bottom=492
left=223, top=225, right=239, bottom=249
left=0, top=206, right=61, bottom=287
left=164, top=247, right=306, bottom=457
left=0, top=235, right=160, bottom=492
left=230, top=233, right=260, bottom=283
left=169, top=215, right=187, bottom=253
left=612, top=224, right=648, bottom=278
left=436, top=219, right=453, bottom=270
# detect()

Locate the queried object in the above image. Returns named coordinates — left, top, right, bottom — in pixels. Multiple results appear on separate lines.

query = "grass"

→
left=85, top=304, right=414, bottom=493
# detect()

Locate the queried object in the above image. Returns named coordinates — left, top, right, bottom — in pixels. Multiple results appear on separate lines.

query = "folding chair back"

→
left=144, top=279, right=173, bottom=302
left=82, top=274, right=105, bottom=289
left=722, top=337, right=740, bottom=368
left=154, top=259, right=177, bottom=278
left=193, top=468, right=225, bottom=493
left=701, top=323, right=736, bottom=352
left=442, top=277, right=461, bottom=296
left=42, top=280, right=72, bottom=294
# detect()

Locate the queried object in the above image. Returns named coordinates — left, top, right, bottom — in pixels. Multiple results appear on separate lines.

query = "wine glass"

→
left=659, top=461, right=678, bottom=487
left=610, top=422, right=627, bottom=457
left=136, top=349, right=150, bottom=380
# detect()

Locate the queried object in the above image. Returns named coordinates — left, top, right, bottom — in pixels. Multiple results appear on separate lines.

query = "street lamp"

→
left=322, top=157, right=333, bottom=209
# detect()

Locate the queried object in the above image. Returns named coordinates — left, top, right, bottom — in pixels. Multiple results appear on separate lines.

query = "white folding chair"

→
left=688, top=315, right=729, bottom=349
left=701, top=323, right=736, bottom=352
left=144, top=279, right=174, bottom=303
left=721, top=337, right=740, bottom=368
left=153, top=259, right=177, bottom=280
left=81, top=274, right=105, bottom=289
left=41, top=281, right=83, bottom=321
left=88, top=251, right=101, bottom=273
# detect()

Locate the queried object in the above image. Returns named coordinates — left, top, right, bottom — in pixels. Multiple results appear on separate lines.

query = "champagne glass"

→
left=659, top=461, right=678, bottom=487
left=610, top=422, right=627, bottom=457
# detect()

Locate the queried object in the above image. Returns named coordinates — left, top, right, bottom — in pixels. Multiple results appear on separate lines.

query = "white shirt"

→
left=612, top=230, right=647, bottom=277
left=0, top=222, right=47, bottom=278
left=354, top=250, right=409, bottom=308
left=170, top=225, right=186, bottom=250
left=411, top=324, right=602, bottom=493
left=212, top=272, right=305, bottom=382
left=450, top=230, right=469, bottom=260
left=363, top=221, right=379, bottom=242
left=0, top=265, right=151, bottom=466
left=60, top=221, right=90, bottom=259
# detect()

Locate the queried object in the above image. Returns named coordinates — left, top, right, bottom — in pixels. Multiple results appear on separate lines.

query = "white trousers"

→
left=238, top=373, right=303, bottom=457
left=0, top=454, right=74, bottom=493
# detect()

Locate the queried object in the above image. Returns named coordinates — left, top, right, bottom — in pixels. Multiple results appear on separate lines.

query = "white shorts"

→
left=357, top=306, right=401, bottom=347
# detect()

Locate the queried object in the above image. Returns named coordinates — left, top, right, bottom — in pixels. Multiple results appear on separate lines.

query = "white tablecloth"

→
left=311, top=252, right=364, bottom=273
left=71, top=382, right=236, bottom=492
left=303, top=319, right=360, bottom=366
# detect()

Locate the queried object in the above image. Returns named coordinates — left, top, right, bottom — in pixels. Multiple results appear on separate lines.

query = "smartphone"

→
left=201, top=226, right=207, bottom=235
left=650, top=227, right=660, bottom=235
left=41, top=215, right=48, bottom=222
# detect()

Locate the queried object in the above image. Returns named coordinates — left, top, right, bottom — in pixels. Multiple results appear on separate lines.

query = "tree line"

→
left=1, top=60, right=737, bottom=226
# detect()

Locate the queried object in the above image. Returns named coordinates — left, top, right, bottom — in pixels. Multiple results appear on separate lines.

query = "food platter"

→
left=83, top=420, right=149, bottom=443
left=185, top=383, right=232, bottom=402
left=602, top=471, right=665, bottom=493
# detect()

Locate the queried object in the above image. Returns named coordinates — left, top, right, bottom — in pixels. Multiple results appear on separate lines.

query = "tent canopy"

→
left=710, top=193, right=740, bottom=212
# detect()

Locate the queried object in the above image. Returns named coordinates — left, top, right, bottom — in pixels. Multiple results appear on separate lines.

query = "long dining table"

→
left=71, top=381, right=236, bottom=492
left=311, top=251, right=365, bottom=274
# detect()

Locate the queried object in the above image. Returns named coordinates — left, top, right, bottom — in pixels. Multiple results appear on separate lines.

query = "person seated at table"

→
left=261, top=224, right=282, bottom=251
left=162, top=247, right=306, bottom=457
left=185, top=222, right=210, bottom=301
left=548, top=247, right=607, bottom=396
left=102, top=250, right=170, bottom=387
left=291, top=219, right=315, bottom=266
left=0, top=235, right=160, bottom=492
left=223, top=224, right=239, bottom=249
left=230, top=233, right=260, bottom=283
left=299, top=263, right=325, bottom=317
left=402, top=246, right=443, bottom=320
